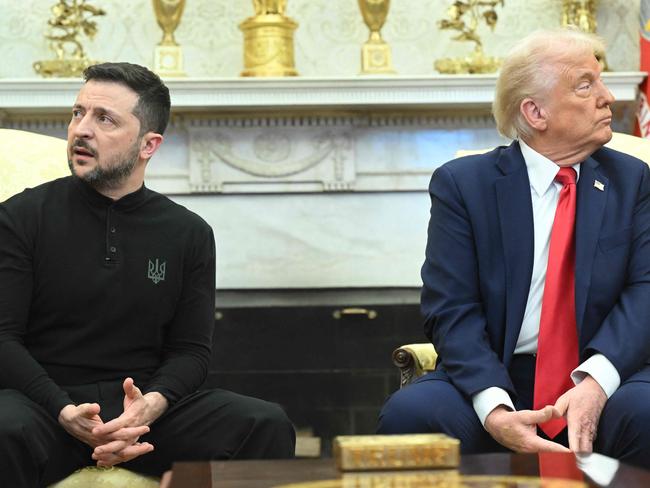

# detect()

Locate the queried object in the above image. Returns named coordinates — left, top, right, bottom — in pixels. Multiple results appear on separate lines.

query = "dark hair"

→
left=83, top=62, right=171, bottom=135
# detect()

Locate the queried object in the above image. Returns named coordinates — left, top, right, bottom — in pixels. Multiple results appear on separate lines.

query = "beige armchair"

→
left=394, top=132, right=650, bottom=388
left=604, top=131, right=650, bottom=164
left=0, top=129, right=69, bottom=201
left=392, top=343, right=437, bottom=388
left=0, top=129, right=158, bottom=488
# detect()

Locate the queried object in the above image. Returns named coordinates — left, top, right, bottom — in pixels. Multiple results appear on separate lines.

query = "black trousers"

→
left=0, top=382, right=296, bottom=487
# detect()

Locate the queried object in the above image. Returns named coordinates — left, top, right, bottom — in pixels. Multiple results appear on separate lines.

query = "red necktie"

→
left=534, top=167, right=579, bottom=439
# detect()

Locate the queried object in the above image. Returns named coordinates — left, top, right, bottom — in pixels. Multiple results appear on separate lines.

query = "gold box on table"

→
left=333, top=434, right=460, bottom=471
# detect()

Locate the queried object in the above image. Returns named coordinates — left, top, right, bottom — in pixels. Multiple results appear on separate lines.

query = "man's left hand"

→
left=554, top=375, right=607, bottom=453
left=91, top=377, right=169, bottom=466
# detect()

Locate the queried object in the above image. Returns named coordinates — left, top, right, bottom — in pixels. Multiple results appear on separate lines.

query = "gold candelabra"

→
left=358, top=0, right=395, bottom=75
left=239, top=0, right=298, bottom=77
left=561, top=0, right=607, bottom=70
left=33, top=0, right=105, bottom=78
left=152, top=0, right=187, bottom=77
left=434, top=0, right=504, bottom=74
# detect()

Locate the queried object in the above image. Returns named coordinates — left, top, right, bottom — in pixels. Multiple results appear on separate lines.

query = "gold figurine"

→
left=358, top=0, right=395, bottom=75
left=152, top=0, right=186, bottom=77
left=434, top=0, right=504, bottom=74
left=239, top=0, right=298, bottom=77
left=33, top=0, right=105, bottom=78
left=561, top=1, right=607, bottom=70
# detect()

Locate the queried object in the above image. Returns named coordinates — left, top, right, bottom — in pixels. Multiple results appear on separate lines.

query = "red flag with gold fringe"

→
left=636, top=1, right=650, bottom=137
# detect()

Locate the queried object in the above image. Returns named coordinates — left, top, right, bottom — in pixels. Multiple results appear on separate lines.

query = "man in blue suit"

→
left=378, top=28, right=650, bottom=466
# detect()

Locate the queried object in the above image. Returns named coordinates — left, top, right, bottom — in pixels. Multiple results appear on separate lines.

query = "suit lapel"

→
left=575, top=157, right=608, bottom=336
left=495, top=142, right=535, bottom=362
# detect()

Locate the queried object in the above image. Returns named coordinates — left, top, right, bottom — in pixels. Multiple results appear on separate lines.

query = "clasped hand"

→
left=485, top=376, right=607, bottom=454
left=485, top=405, right=569, bottom=453
left=554, top=375, right=607, bottom=453
left=58, top=377, right=168, bottom=467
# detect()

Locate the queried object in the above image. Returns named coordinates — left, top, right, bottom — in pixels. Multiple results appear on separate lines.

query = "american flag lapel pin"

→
left=594, top=180, right=605, bottom=191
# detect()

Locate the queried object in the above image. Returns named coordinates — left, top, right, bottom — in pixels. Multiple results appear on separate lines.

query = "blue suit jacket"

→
left=421, top=140, right=650, bottom=400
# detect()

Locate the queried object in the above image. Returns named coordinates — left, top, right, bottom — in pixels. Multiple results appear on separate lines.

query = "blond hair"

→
left=492, top=28, right=606, bottom=140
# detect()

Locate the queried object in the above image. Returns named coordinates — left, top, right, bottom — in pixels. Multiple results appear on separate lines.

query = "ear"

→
left=520, top=97, right=548, bottom=132
left=139, top=132, right=164, bottom=161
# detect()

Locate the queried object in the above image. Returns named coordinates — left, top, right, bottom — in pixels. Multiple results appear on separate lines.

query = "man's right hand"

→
left=58, top=403, right=150, bottom=450
left=484, top=405, right=571, bottom=453
left=58, top=403, right=105, bottom=447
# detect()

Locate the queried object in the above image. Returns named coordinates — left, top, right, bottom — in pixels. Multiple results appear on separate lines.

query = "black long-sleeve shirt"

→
left=0, top=176, right=216, bottom=419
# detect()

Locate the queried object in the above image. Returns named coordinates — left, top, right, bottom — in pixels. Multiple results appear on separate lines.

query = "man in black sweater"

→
left=0, top=62, right=295, bottom=487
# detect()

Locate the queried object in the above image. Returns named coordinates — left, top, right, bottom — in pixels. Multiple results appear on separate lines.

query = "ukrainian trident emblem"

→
left=147, top=258, right=166, bottom=284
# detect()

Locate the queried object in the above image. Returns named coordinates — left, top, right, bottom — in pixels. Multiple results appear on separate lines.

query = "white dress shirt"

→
left=472, top=139, right=621, bottom=426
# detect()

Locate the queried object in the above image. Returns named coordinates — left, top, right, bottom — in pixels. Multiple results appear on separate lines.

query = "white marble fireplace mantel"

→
left=0, top=73, right=644, bottom=112
left=1, top=74, right=644, bottom=290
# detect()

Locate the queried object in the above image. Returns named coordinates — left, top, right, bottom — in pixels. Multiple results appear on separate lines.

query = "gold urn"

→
left=152, top=0, right=186, bottom=77
left=239, top=0, right=298, bottom=77
left=358, top=0, right=395, bottom=74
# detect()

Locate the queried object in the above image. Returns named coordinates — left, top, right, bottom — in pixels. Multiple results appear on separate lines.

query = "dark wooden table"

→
left=168, top=453, right=650, bottom=488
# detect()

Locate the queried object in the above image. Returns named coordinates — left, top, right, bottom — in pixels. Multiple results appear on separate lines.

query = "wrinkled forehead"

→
left=554, top=53, right=601, bottom=85
left=535, top=47, right=601, bottom=97
left=75, top=80, right=140, bottom=114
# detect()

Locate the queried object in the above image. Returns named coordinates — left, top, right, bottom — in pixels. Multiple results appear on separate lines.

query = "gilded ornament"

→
left=333, top=434, right=459, bottom=471
left=254, top=0, right=286, bottom=15
left=561, top=1, right=607, bottom=70
left=358, top=0, right=395, bottom=75
left=239, top=0, right=298, bottom=77
left=33, top=0, right=105, bottom=78
left=434, top=0, right=504, bottom=74
left=152, top=0, right=186, bottom=77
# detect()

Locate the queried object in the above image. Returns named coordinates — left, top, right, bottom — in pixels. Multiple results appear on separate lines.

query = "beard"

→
left=68, top=138, right=140, bottom=192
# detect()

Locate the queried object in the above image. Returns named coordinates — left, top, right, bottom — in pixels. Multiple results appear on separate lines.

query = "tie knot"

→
left=555, top=167, right=576, bottom=186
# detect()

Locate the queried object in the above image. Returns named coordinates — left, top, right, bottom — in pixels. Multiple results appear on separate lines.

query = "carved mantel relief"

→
left=189, top=120, right=355, bottom=193
left=188, top=121, right=355, bottom=193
